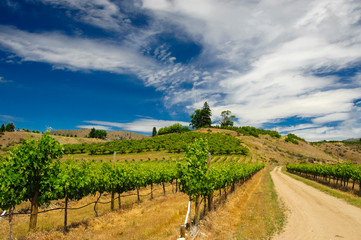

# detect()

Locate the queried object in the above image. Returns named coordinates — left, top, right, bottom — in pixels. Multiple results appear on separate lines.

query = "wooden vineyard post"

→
left=111, top=152, right=116, bottom=211
left=176, top=179, right=178, bottom=192
left=64, top=194, right=68, bottom=232
left=180, top=224, right=186, bottom=238
left=208, top=194, right=213, bottom=212
left=203, top=197, right=207, bottom=216
left=111, top=191, right=115, bottom=211
left=151, top=183, right=154, bottom=200
left=163, top=182, right=166, bottom=196
left=194, top=195, right=201, bottom=225
left=9, top=208, right=13, bottom=240
left=118, top=193, right=121, bottom=209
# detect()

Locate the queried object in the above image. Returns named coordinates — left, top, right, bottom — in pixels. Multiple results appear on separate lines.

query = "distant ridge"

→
left=343, top=138, right=361, bottom=142
left=51, top=129, right=149, bottom=140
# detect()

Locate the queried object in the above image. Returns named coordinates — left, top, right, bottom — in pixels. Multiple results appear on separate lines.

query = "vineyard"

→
left=286, top=163, right=361, bottom=192
left=0, top=133, right=264, bottom=239
left=62, top=132, right=249, bottom=155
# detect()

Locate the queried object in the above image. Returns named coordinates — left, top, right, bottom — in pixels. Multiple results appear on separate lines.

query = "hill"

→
left=196, top=128, right=361, bottom=164
left=0, top=131, right=103, bottom=151
left=51, top=129, right=149, bottom=140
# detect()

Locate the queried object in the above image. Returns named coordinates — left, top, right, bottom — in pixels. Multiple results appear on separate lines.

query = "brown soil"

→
left=271, top=167, right=361, bottom=240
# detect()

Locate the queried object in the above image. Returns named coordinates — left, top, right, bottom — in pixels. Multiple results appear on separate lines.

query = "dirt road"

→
left=271, top=167, right=361, bottom=240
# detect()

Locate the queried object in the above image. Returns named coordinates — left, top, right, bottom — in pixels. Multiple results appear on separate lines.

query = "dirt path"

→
left=271, top=167, right=361, bottom=240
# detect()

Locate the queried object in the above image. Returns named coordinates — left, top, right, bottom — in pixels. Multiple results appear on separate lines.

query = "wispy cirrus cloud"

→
left=79, top=119, right=189, bottom=133
left=38, top=0, right=130, bottom=32
left=0, top=114, right=23, bottom=122
left=76, top=125, right=112, bottom=131
left=1, top=0, right=361, bottom=140
left=141, top=0, right=361, bottom=140
left=0, top=76, right=12, bottom=83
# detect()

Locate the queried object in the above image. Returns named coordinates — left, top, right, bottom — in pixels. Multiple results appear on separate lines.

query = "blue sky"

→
left=0, top=0, right=360, bottom=141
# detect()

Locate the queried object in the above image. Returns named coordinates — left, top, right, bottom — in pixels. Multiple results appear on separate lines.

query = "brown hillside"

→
left=197, top=128, right=358, bottom=164
left=314, top=142, right=361, bottom=164
left=51, top=129, right=149, bottom=140
left=0, top=131, right=102, bottom=152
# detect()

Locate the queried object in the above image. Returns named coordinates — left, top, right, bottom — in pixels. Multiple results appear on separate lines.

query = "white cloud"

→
left=82, top=119, right=190, bottom=133
left=38, top=0, right=129, bottom=32
left=0, top=114, right=23, bottom=122
left=141, top=0, right=361, bottom=140
left=0, top=26, right=156, bottom=76
left=76, top=125, right=112, bottom=131
left=0, top=76, right=11, bottom=83
left=312, top=112, right=350, bottom=124
left=2, top=0, right=361, bottom=140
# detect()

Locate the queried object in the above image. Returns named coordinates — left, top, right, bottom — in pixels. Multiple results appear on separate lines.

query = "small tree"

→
left=218, top=110, right=236, bottom=127
left=190, top=102, right=212, bottom=129
left=5, top=122, right=15, bottom=132
left=89, top=128, right=107, bottom=139
left=0, top=123, right=5, bottom=132
left=152, top=127, right=157, bottom=137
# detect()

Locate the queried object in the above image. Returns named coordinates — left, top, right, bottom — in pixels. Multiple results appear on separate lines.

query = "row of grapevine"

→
left=0, top=133, right=180, bottom=233
left=213, top=125, right=281, bottom=138
left=286, top=163, right=361, bottom=190
left=177, top=138, right=264, bottom=225
left=0, top=134, right=261, bottom=238
left=62, top=132, right=248, bottom=155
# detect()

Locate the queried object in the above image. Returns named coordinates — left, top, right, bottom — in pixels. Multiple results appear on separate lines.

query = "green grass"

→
left=283, top=168, right=361, bottom=209
left=235, top=167, right=285, bottom=239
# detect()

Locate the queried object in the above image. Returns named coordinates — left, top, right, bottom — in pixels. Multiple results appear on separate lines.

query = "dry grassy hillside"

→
left=51, top=129, right=149, bottom=140
left=0, top=131, right=102, bottom=151
left=314, top=142, right=361, bottom=163
left=197, top=128, right=360, bottom=164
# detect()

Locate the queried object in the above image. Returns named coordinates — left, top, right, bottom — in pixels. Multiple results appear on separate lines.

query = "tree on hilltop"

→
left=89, top=128, right=107, bottom=139
left=218, top=110, right=236, bottom=127
left=5, top=122, right=15, bottom=132
left=190, top=102, right=212, bottom=129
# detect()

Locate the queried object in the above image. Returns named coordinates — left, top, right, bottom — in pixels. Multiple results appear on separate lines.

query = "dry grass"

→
left=198, top=169, right=265, bottom=239
left=0, top=183, right=186, bottom=240
left=234, top=167, right=285, bottom=240
left=23, top=192, right=190, bottom=240
left=0, top=131, right=102, bottom=151
left=197, top=167, right=285, bottom=240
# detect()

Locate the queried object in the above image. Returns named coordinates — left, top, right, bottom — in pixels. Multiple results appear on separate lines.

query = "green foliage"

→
left=157, top=123, right=190, bottom=135
left=152, top=127, right=157, bottom=137
left=218, top=110, right=236, bottom=127
left=285, top=134, right=305, bottom=144
left=63, top=132, right=249, bottom=156
left=214, top=125, right=281, bottom=138
left=190, top=102, right=212, bottom=129
left=0, top=123, right=5, bottom=132
left=177, top=139, right=210, bottom=199
left=287, top=162, right=361, bottom=183
left=0, top=132, right=64, bottom=229
left=89, top=128, right=107, bottom=139
left=177, top=138, right=264, bottom=200
left=5, top=122, right=15, bottom=132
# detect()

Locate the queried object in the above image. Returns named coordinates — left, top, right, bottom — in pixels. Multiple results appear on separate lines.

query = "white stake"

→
left=0, top=210, right=6, bottom=221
